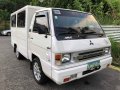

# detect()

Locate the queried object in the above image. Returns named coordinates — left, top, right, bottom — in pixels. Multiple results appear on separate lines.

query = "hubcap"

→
left=33, top=62, right=41, bottom=81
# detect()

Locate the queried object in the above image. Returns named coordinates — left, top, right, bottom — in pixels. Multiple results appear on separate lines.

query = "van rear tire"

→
left=32, top=57, right=48, bottom=84
left=15, top=47, right=23, bottom=60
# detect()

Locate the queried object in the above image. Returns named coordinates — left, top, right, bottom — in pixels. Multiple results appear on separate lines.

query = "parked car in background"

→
left=1, top=30, right=11, bottom=36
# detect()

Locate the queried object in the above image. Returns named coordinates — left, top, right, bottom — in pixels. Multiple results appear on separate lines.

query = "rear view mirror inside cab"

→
left=36, top=15, right=45, bottom=17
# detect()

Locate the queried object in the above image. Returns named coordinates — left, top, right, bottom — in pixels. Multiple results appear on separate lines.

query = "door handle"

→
left=29, top=29, right=31, bottom=32
left=47, top=47, right=51, bottom=49
left=30, top=37, right=33, bottom=39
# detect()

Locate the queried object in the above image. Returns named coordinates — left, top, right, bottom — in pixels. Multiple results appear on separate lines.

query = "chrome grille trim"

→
left=77, top=49, right=104, bottom=60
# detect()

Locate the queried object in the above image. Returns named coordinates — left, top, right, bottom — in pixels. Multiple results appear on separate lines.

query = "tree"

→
left=0, top=0, right=120, bottom=25
left=0, top=9, right=9, bottom=29
left=73, top=0, right=84, bottom=11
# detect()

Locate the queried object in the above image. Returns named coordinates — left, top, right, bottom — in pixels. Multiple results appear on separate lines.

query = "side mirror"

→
left=37, top=28, right=49, bottom=38
left=45, top=34, right=47, bottom=38
left=44, top=29, right=49, bottom=38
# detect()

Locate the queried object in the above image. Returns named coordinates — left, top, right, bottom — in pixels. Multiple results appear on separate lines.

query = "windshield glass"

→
left=52, top=9, right=105, bottom=40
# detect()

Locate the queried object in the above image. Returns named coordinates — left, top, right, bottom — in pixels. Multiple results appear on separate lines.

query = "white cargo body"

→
left=11, top=6, right=45, bottom=58
left=11, top=5, right=112, bottom=85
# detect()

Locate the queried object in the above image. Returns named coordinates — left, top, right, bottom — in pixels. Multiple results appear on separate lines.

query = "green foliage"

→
left=106, top=0, right=120, bottom=12
left=73, top=0, right=83, bottom=11
left=0, top=0, right=30, bottom=30
left=0, top=9, right=9, bottom=21
left=30, top=0, right=120, bottom=25
left=0, top=9, right=9, bottom=30
left=105, top=0, right=120, bottom=25
left=1, top=0, right=120, bottom=26
left=110, top=39, right=120, bottom=67
left=30, top=0, right=40, bottom=6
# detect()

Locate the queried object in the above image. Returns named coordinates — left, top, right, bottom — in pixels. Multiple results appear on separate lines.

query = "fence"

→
left=102, top=25, right=120, bottom=42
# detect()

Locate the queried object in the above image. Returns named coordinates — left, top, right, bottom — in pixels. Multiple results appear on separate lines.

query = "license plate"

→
left=87, top=60, right=100, bottom=70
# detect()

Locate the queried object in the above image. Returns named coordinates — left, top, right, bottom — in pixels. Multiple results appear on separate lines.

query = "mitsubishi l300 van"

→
left=11, top=5, right=112, bottom=85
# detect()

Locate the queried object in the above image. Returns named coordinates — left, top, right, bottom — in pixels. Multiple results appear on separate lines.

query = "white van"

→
left=11, top=5, right=112, bottom=85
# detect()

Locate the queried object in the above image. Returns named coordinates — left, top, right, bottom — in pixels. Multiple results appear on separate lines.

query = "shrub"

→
left=110, top=39, right=120, bottom=67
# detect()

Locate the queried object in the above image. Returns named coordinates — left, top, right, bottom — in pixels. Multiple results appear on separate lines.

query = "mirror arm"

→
left=45, top=34, right=48, bottom=38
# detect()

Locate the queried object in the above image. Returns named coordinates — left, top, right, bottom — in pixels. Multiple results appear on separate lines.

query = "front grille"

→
left=77, top=49, right=104, bottom=60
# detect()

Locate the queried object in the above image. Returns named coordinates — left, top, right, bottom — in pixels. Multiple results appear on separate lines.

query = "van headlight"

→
left=104, top=47, right=110, bottom=54
left=55, top=53, right=71, bottom=65
left=62, top=54, right=71, bottom=63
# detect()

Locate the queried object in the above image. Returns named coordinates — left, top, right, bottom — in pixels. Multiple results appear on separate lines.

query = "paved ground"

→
left=0, top=36, right=120, bottom=90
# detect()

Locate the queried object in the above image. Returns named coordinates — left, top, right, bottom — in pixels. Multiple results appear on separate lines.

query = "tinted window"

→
left=33, top=11, right=49, bottom=34
left=53, top=9, right=105, bottom=40
left=17, top=11, right=25, bottom=27
left=11, top=15, right=16, bottom=27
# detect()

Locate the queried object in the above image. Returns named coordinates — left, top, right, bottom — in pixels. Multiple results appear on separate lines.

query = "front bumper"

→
left=52, top=56, right=112, bottom=85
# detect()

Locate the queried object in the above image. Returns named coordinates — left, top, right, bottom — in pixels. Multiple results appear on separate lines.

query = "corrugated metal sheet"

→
left=102, top=25, right=120, bottom=42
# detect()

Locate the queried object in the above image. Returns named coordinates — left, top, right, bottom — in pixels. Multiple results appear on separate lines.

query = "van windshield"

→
left=52, top=9, right=105, bottom=40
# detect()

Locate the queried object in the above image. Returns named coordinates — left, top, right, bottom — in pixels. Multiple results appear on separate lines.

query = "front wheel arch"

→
left=31, top=54, right=42, bottom=70
left=31, top=54, right=48, bottom=76
left=32, top=56, right=48, bottom=84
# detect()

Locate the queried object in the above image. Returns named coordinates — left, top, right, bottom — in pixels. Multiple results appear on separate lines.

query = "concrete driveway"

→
left=0, top=36, right=120, bottom=90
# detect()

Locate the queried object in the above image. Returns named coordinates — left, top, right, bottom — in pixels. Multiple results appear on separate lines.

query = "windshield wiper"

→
left=91, top=33, right=104, bottom=37
left=58, top=32, right=77, bottom=35
left=58, top=32, right=86, bottom=39
left=81, top=33, right=104, bottom=37
left=81, top=27, right=104, bottom=37
left=57, top=27, right=79, bottom=36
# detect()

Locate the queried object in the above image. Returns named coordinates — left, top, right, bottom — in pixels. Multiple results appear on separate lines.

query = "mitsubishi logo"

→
left=90, top=40, right=94, bottom=45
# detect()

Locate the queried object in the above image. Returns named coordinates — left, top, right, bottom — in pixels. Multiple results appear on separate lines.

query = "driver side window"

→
left=33, top=11, right=49, bottom=34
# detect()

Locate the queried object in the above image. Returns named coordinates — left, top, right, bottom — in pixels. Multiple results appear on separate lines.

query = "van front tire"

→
left=32, top=57, right=48, bottom=85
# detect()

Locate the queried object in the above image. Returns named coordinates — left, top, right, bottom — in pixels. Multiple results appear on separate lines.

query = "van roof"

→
left=39, top=7, right=91, bottom=14
left=11, top=5, right=45, bottom=15
left=11, top=5, right=91, bottom=16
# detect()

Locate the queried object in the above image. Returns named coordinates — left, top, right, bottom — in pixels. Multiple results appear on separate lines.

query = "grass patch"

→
left=109, top=65, right=120, bottom=72
left=110, top=39, right=120, bottom=67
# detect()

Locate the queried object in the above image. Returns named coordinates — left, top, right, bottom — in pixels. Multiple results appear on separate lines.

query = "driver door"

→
left=28, top=10, right=52, bottom=77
